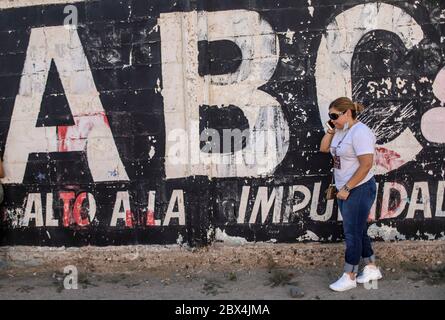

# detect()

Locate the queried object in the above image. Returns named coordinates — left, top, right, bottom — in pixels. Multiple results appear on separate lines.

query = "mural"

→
left=0, top=0, right=444, bottom=246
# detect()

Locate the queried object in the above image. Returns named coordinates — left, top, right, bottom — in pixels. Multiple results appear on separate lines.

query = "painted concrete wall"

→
left=0, top=0, right=444, bottom=246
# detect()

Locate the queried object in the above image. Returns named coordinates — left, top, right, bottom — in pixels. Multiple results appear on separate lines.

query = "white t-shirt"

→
left=330, top=122, right=376, bottom=190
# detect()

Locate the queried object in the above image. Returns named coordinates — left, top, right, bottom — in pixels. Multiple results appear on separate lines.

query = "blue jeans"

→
left=337, top=177, right=377, bottom=273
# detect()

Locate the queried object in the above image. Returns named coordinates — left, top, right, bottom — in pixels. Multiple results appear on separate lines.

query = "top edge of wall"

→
left=0, top=0, right=85, bottom=10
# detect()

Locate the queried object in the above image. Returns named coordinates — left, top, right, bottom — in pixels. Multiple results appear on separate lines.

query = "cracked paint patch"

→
left=215, top=228, right=248, bottom=245
left=368, top=224, right=407, bottom=241
left=296, top=230, right=319, bottom=242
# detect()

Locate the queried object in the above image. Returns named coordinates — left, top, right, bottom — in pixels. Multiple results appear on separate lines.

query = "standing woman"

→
left=320, top=97, right=382, bottom=292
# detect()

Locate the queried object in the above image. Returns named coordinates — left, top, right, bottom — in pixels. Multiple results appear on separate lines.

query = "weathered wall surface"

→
left=0, top=0, right=444, bottom=246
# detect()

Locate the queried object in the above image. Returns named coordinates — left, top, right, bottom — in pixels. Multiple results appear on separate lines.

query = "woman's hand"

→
left=336, top=188, right=350, bottom=200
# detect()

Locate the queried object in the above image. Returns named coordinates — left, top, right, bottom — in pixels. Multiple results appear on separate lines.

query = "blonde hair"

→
left=329, top=97, right=365, bottom=119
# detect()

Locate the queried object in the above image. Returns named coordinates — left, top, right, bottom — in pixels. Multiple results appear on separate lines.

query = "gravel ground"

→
left=0, top=241, right=444, bottom=300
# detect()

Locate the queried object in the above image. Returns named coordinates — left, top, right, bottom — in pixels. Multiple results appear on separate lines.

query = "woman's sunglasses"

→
left=328, top=111, right=346, bottom=120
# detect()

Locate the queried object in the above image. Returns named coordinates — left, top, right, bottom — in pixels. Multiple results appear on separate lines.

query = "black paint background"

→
left=0, top=0, right=444, bottom=246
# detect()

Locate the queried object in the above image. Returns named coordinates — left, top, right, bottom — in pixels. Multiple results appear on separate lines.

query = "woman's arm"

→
left=319, top=129, right=335, bottom=153
left=345, top=154, right=373, bottom=188
left=336, top=154, right=373, bottom=200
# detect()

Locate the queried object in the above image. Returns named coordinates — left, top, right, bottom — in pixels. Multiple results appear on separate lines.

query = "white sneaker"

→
left=356, top=265, right=383, bottom=284
left=329, top=273, right=357, bottom=292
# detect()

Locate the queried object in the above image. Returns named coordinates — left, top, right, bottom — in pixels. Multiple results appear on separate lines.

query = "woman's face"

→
left=329, top=107, right=349, bottom=129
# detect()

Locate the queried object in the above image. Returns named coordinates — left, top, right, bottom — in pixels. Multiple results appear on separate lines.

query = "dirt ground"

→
left=0, top=241, right=444, bottom=300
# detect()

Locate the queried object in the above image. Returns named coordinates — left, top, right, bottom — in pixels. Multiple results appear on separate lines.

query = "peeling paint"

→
left=148, top=145, right=155, bottom=159
left=307, top=0, right=314, bottom=17
left=368, top=224, right=407, bottom=241
left=285, top=29, right=295, bottom=44
left=215, top=228, right=248, bottom=245
left=296, top=230, right=319, bottom=242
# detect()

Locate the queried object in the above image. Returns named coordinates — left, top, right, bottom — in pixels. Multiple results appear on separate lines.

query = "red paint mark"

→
left=102, top=112, right=110, bottom=127
left=73, top=192, right=89, bottom=226
left=146, top=210, right=155, bottom=226
left=125, top=210, right=133, bottom=227
left=380, top=207, right=401, bottom=220
left=379, top=182, right=404, bottom=220
left=57, top=126, right=69, bottom=152
left=60, top=192, right=75, bottom=227
left=375, top=147, right=405, bottom=171
left=57, top=112, right=110, bottom=152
